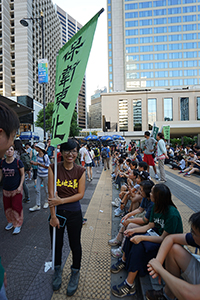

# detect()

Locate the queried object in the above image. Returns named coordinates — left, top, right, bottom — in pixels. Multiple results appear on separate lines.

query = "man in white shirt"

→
left=79, top=144, right=87, bottom=167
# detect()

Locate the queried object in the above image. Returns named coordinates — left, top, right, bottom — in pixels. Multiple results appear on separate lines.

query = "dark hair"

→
left=87, top=144, right=91, bottom=152
left=25, top=142, right=31, bottom=147
left=196, top=151, right=200, bottom=157
left=14, top=139, right=26, bottom=155
left=131, top=160, right=138, bottom=168
left=153, top=184, right=176, bottom=214
left=157, top=132, right=164, bottom=139
left=118, top=157, right=124, bottom=164
left=189, top=212, right=200, bottom=232
left=139, top=161, right=148, bottom=171
left=0, top=101, right=19, bottom=138
left=140, top=180, right=154, bottom=198
left=60, top=139, right=77, bottom=152
left=126, top=158, right=132, bottom=164
left=138, top=171, right=149, bottom=181
left=145, top=131, right=150, bottom=136
left=133, top=169, right=139, bottom=177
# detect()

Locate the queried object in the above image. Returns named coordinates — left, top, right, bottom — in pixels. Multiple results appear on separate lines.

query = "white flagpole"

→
left=52, top=147, right=57, bottom=270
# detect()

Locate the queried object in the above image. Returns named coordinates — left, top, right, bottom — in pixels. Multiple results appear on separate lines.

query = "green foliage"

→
left=35, top=102, right=80, bottom=137
left=170, top=136, right=197, bottom=148
left=170, top=138, right=181, bottom=148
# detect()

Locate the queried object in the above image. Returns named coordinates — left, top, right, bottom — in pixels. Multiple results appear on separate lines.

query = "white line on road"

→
left=166, top=174, right=200, bottom=198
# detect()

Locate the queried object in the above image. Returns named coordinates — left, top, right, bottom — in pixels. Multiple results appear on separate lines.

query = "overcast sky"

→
left=53, top=0, right=108, bottom=108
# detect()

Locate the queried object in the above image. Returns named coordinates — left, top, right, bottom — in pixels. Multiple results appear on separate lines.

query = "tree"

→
left=35, top=102, right=81, bottom=137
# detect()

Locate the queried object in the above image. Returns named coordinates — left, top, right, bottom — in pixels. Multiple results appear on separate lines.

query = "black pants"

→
left=50, top=209, right=82, bottom=269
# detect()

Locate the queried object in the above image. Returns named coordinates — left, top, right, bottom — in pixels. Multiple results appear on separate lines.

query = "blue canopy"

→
left=19, top=132, right=39, bottom=140
left=84, top=135, right=99, bottom=141
left=100, top=136, right=113, bottom=141
left=112, top=134, right=124, bottom=140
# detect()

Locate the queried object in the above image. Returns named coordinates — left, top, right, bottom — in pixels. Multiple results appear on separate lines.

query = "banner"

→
left=38, top=59, right=48, bottom=83
left=51, top=10, right=104, bottom=147
left=163, top=125, right=170, bottom=140
left=151, top=122, right=159, bottom=140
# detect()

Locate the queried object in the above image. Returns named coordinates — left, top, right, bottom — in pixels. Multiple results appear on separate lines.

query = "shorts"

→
left=182, top=254, right=200, bottom=284
left=85, top=162, right=92, bottom=167
left=94, top=156, right=100, bottom=161
left=143, top=153, right=155, bottom=166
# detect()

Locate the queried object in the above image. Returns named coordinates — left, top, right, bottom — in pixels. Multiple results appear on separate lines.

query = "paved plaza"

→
left=0, top=164, right=200, bottom=300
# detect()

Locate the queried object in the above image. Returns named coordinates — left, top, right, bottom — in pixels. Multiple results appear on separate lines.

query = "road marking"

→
left=166, top=174, right=200, bottom=198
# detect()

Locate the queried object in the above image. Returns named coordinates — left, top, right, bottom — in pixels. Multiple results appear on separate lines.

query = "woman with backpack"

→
left=14, top=139, right=30, bottom=203
left=29, top=142, right=50, bottom=211
left=83, top=144, right=94, bottom=182
left=0, top=145, right=24, bottom=234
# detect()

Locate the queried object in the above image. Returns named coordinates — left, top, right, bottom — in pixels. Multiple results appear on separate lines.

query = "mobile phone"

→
left=147, top=229, right=159, bottom=237
left=48, top=214, right=67, bottom=228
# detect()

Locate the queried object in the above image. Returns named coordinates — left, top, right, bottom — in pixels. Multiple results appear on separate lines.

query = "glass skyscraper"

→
left=107, top=0, right=200, bottom=92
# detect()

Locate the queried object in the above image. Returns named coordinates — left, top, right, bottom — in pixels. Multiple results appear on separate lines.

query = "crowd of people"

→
left=0, top=99, right=200, bottom=300
left=108, top=133, right=200, bottom=299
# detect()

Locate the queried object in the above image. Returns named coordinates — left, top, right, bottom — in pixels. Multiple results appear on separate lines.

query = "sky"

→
left=53, top=0, right=108, bottom=108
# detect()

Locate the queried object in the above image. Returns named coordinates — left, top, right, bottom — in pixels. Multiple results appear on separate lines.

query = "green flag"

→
left=163, top=125, right=170, bottom=140
left=151, top=122, right=159, bottom=140
left=51, top=9, right=104, bottom=147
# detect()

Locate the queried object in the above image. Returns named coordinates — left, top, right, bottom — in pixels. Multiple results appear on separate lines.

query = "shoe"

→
left=82, top=218, right=87, bottom=225
left=115, top=184, right=119, bottom=190
left=158, top=179, right=167, bottom=182
left=154, top=174, right=159, bottom=180
left=146, top=288, right=167, bottom=300
left=12, top=226, right=21, bottom=235
left=87, top=178, right=91, bottom=182
left=43, top=202, right=49, bottom=209
left=29, top=205, right=41, bottom=212
left=111, top=197, right=121, bottom=207
left=91, top=177, right=93, bottom=180
left=108, top=237, right=121, bottom=247
left=115, top=207, right=124, bottom=217
left=111, top=246, right=123, bottom=258
left=112, top=280, right=136, bottom=297
left=53, top=265, right=62, bottom=291
left=41, top=184, right=44, bottom=187
left=110, top=258, right=125, bottom=274
left=178, top=170, right=184, bottom=174
left=183, top=172, right=190, bottom=177
left=67, top=267, right=80, bottom=296
left=23, top=198, right=30, bottom=203
left=5, top=223, right=13, bottom=230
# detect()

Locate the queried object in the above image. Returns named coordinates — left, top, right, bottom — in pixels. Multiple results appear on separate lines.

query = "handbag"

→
left=157, top=154, right=165, bottom=160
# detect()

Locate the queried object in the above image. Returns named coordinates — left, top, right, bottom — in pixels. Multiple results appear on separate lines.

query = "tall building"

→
left=1, top=0, right=62, bottom=135
left=54, top=4, right=87, bottom=129
left=107, top=0, right=200, bottom=92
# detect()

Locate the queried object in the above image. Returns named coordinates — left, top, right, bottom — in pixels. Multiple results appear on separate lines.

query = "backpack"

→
left=101, top=148, right=107, bottom=159
left=94, top=148, right=99, bottom=157
left=20, top=152, right=31, bottom=171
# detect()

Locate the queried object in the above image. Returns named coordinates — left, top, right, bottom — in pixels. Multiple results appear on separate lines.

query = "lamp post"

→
left=20, top=11, right=46, bottom=143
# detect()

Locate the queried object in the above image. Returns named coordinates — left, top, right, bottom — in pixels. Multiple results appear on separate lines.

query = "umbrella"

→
left=84, top=135, right=99, bottom=141
left=100, top=136, right=113, bottom=141
left=112, top=134, right=124, bottom=140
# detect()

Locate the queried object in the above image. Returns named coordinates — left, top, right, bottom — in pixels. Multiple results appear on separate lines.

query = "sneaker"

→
left=154, top=174, right=159, bottom=180
left=183, top=172, right=190, bottom=177
left=12, top=226, right=21, bottom=235
left=82, top=218, right=87, bottom=225
left=66, top=267, right=80, bottom=296
left=146, top=288, right=167, bottom=300
left=87, top=178, right=91, bottom=182
left=112, top=280, right=136, bottom=297
left=43, top=202, right=49, bottom=209
left=111, top=246, right=123, bottom=258
left=23, top=198, right=30, bottom=203
left=115, top=207, right=124, bottom=217
left=108, top=237, right=121, bottom=247
left=29, top=205, right=41, bottom=212
left=110, top=258, right=125, bottom=274
left=178, top=170, right=184, bottom=174
left=53, top=265, right=62, bottom=291
left=158, top=179, right=167, bottom=182
left=5, top=223, right=13, bottom=230
left=111, top=197, right=121, bottom=207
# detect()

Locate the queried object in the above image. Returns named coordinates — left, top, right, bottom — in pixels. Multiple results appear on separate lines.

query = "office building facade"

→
left=0, top=0, right=62, bottom=136
left=55, top=4, right=87, bottom=129
left=107, top=0, right=200, bottom=92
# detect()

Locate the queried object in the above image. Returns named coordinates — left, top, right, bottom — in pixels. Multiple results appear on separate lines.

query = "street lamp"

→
left=20, top=11, right=46, bottom=143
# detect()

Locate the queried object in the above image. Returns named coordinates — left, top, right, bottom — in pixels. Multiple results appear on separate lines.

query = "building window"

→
left=133, top=99, right=142, bottom=131
left=180, top=97, right=189, bottom=120
left=119, top=99, right=128, bottom=131
left=197, top=97, right=200, bottom=120
left=148, top=99, right=157, bottom=129
left=164, top=98, right=173, bottom=121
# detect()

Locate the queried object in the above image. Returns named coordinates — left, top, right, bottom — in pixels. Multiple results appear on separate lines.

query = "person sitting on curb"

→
left=146, top=211, right=200, bottom=300
left=179, top=151, right=200, bottom=177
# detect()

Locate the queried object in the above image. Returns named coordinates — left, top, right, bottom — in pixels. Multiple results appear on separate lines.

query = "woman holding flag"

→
left=48, top=139, right=85, bottom=296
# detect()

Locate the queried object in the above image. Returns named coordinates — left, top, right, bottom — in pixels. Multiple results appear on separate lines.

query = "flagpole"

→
left=52, top=147, right=57, bottom=270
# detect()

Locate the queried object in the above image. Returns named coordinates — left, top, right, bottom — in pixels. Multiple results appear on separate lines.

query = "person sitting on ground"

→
left=146, top=211, right=200, bottom=300
left=170, top=154, right=186, bottom=170
left=180, top=151, right=200, bottom=177
left=110, top=184, right=183, bottom=298
left=185, top=150, right=197, bottom=168
left=109, top=180, right=154, bottom=259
